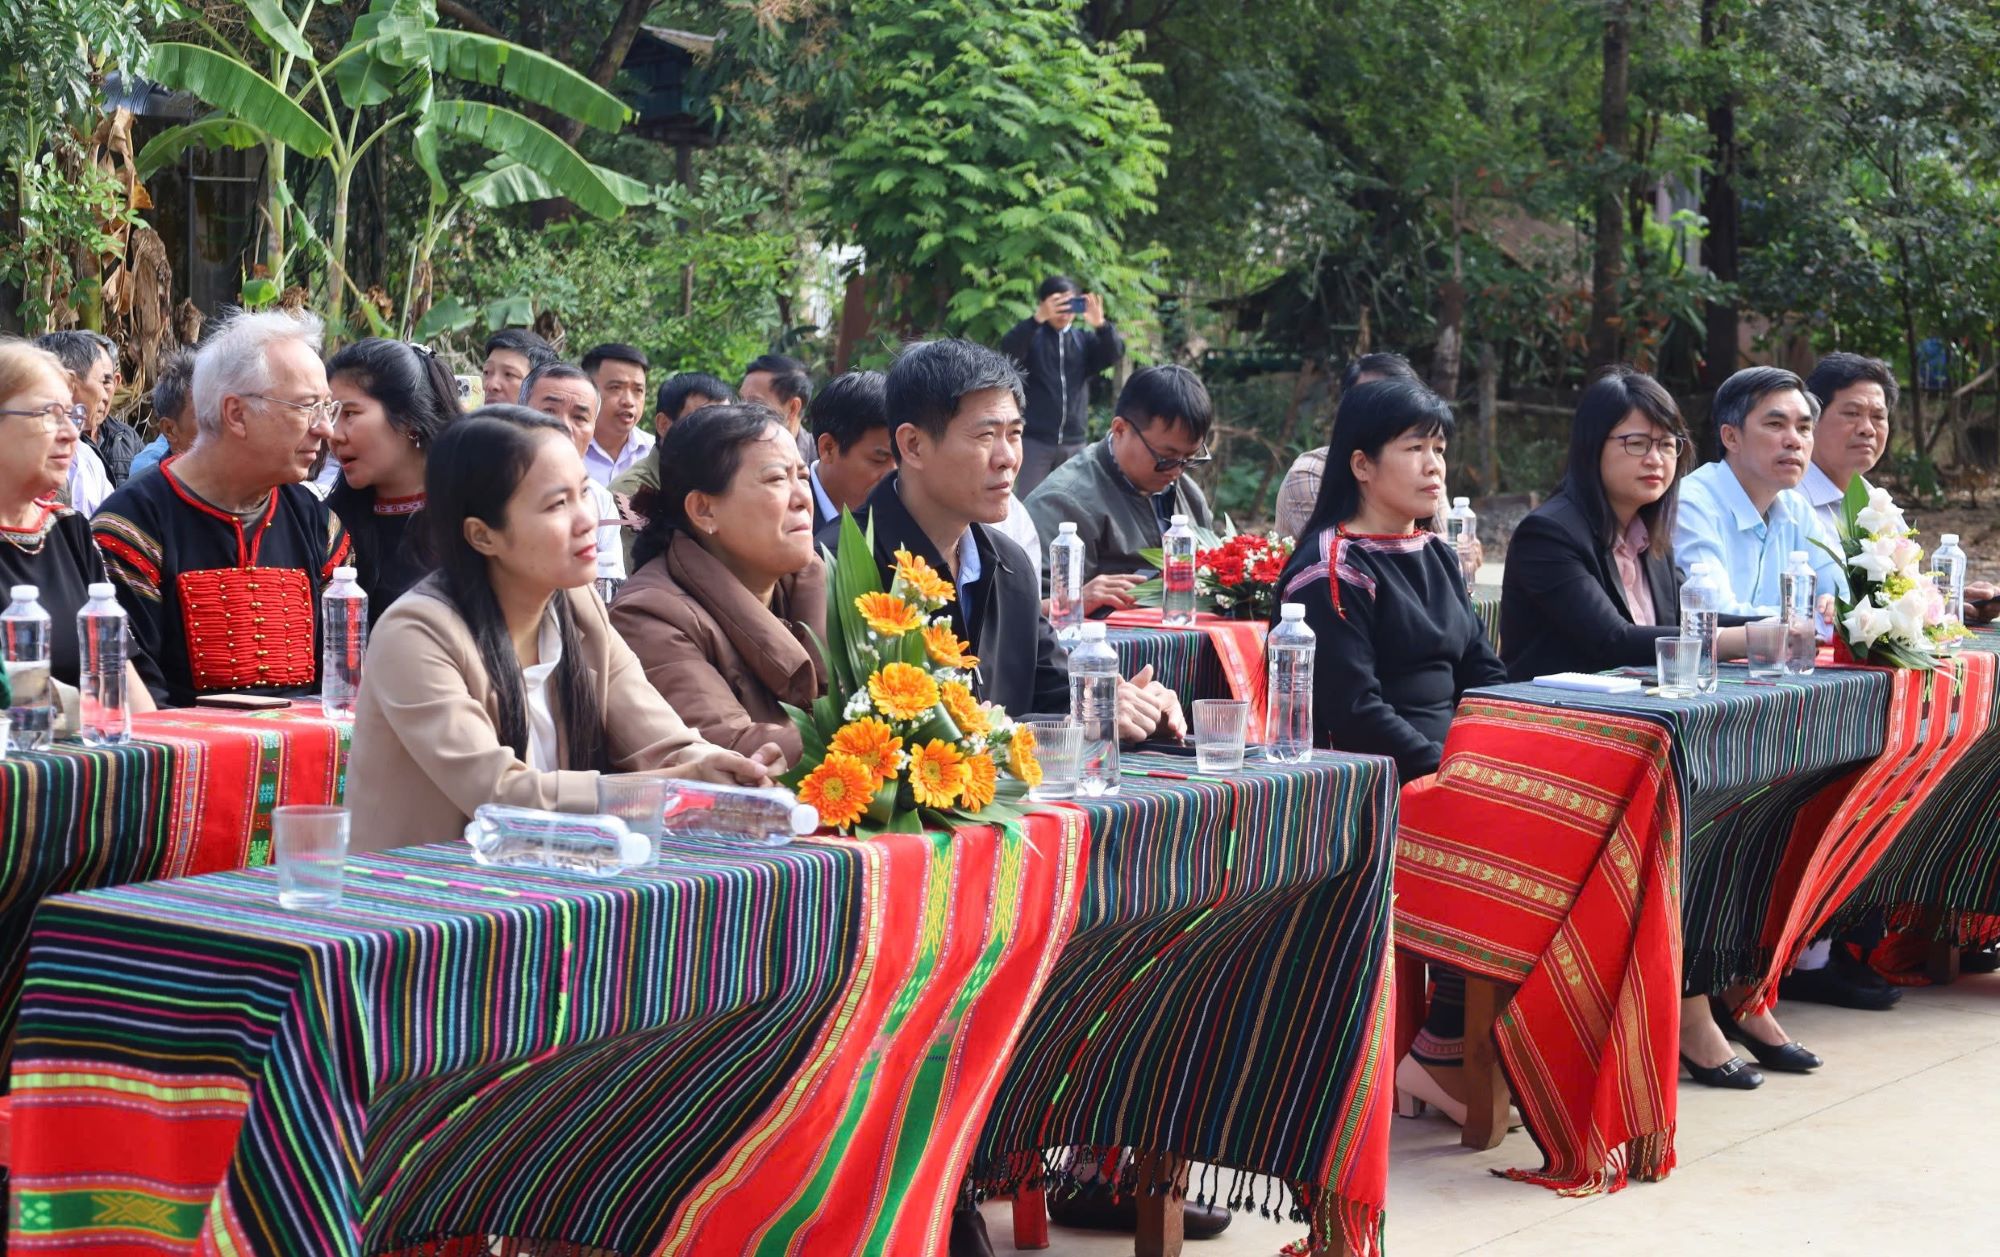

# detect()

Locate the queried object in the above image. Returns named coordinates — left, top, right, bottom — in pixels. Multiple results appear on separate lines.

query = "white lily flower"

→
left=1848, top=535, right=1902, bottom=582
left=1843, top=600, right=1893, bottom=649
left=1854, top=486, right=1906, bottom=538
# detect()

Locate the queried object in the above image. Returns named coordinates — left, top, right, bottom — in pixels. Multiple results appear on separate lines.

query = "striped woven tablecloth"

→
left=972, top=751, right=1399, bottom=1257
left=6, top=812, right=1088, bottom=1257
left=0, top=705, right=346, bottom=1081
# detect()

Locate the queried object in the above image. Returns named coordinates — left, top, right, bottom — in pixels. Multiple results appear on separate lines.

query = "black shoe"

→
left=1680, top=1052, right=1763, bottom=1089
left=1963, top=946, right=2000, bottom=975
left=949, top=1196, right=994, bottom=1257
left=1047, top=1185, right=1233, bottom=1240
left=1779, top=963, right=1902, bottom=1011
left=1711, top=999, right=1822, bottom=1072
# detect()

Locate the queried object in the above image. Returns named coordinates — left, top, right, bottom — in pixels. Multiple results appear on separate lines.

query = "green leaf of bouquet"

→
left=1128, top=577, right=1163, bottom=605
left=1842, top=472, right=1871, bottom=523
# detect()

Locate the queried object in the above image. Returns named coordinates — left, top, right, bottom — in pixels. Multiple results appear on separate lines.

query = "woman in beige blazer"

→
left=345, top=406, right=781, bottom=852
left=610, top=403, right=826, bottom=762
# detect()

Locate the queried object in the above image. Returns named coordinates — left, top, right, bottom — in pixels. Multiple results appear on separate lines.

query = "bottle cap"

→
left=616, top=826, right=655, bottom=868
left=1281, top=602, right=1306, bottom=621
left=1453, top=496, right=1471, bottom=508
left=1942, top=533, right=1959, bottom=545
left=1788, top=551, right=1809, bottom=564
left=332, top=566, right=358, bottom=582
left=1081, top=621, right=1108, bottom=640
left=1058, top=521, right=1077, bottom=534
left=86, top=582, right=115, bottom=599
left=9, top=585, right=36, bottom=602
left=790, top=802, right=821, bottom=835
left=1170, top=513, right=1189, bottom=527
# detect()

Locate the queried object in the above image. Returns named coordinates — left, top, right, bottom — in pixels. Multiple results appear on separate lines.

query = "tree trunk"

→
left=559, top=0, right=652, bottom=144
left=1699, top=0, right=1740, bottom=390
left=1586, top=0, right=1632, bottom=369
left=1896, top=234, right=1927, bottom=455
left=265, top=142, right=287, bottom=287
left=327, top=163, right=352, bottom=334
left=1477, top=342, right=1499, bottom=495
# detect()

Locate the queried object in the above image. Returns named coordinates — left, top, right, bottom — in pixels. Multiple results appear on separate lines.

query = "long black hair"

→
left=1560, top=366, right=1689, bottom=562
left=325, top=338, right=463, bottom=455
left=1298, top=378, right=1455, bottom=540
left=424, top=405, right=605, bottom=770
left=631, top=402, right=789, bottom=570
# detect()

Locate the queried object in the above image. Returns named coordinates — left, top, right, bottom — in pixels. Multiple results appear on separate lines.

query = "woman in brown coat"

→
left=345, top=406, right=781, bottom=852
left=610, top=403, right=826, bottom=762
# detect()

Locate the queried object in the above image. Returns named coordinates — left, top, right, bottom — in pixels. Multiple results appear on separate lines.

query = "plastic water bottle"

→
left=1049, top=521, right=1086, bottom=643
left=1069, top=621, right=1121, bottom=796
left=78, top=582, right=131, bottom=746
left=320, top=566, right=367, bottom=720
left=2, top=585, right=53, bottom=752
left=465, top=804, right=653, bottom=877
left=1265, top=602, right=1316, bottom=762
left=1933, top=533, right=1967, bottom=649
left=1161, top=513, right=1198, bottom=626
left=1680, top=562, right=1723, bottom=694
left=1780, top=551, right=1818, bottom=676
left=660, top=781, right=820, bottom=847
left=1446, top=497, right=1478, bottom=581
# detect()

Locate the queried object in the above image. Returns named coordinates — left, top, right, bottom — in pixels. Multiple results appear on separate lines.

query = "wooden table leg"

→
left=1927, top=940, right=1961, bottom=986
left=1010, top=1184, right=1050, bottom=1249
left=1133, top=1151, right=1188, bottom=1257
left=1460, top=976, right=1514, bottom=1151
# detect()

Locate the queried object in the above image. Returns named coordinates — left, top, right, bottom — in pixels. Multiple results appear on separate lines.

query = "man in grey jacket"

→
left=1025, top=364, right=1215, bottom=609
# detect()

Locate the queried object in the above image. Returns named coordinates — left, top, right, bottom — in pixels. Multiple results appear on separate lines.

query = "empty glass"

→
left=598, top=773, right=668, bottom=847
left=274, top=805, right=349, bottom=909
left=1191, top=699, right=1250, bottom=774
left=1027, top=719, right=1083, bottom=802
left=1745, top=619, right=1787, bottom=682
left=1655, top=636, right=1701, bottom=699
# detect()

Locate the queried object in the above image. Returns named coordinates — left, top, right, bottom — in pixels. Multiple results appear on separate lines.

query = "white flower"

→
left=1887, top=587, right=1933, bottom=648
left=1854, top=486, right=1907, bottom=538
left=1843, top=600, right=1893, bottom=649
left=843, top=690, right=873, bottom=719
left=1849, top=536, right=1902, bottom=582
left=1890, top=537, right=1924, bottom=576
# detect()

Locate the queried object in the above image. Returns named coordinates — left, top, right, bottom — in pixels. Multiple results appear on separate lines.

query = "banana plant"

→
left=135, top=0, right=636, bottom=329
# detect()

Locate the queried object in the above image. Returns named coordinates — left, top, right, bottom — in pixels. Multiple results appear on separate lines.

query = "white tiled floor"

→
left=979, top=978, right=2000, bottom=1255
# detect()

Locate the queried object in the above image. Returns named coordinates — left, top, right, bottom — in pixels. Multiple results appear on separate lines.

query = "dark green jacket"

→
left=1023, top=437, right=1213, bottom=593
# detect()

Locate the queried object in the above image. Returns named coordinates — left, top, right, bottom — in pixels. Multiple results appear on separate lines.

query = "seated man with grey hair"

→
left=1673, top=365, right=1845, bottom=616
left=92, top=309, right=351, bottom=706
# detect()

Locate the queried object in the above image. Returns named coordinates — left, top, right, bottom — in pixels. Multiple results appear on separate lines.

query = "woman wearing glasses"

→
left=0, top=341, right=155, bottom=705
left=1500, top=366, right=1746, bottom=680
left=325, top=339, right=463, bottom=622
left=1022, top=365, right=1214, bottom=613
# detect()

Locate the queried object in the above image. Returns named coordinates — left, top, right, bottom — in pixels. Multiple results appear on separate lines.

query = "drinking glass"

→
left=274, top=805, right=349, bottom=909
left=1745, top=619, right=1787, bottom=682
left=1026, top=720, right=1083, bottom=802
left=598, top=773, right=668, bottom=846
left=1191, top=699, right=1249, bottom=774
left=1655, top=637, right=1701, bottom=699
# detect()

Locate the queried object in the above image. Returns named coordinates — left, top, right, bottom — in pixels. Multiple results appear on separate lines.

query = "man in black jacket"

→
left=38, top=330, right=145, bottom=486
left=999, top=275, right=1124, bottom=496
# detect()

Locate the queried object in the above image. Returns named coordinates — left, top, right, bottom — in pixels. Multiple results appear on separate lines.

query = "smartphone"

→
left=195, top=693, right=295, bottom=711
left=1067, top=295, right=1088, bottom=315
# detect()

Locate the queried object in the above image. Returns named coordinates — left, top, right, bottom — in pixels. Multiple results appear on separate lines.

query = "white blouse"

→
left=522, top=607, right=563, bottom=772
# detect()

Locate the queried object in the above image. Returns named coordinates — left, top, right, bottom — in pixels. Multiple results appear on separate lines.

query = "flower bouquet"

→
left=1134, top=521, right=1295, bottom=621
left=1818, top=480, right=1965, bottom=669
left=782, top=511, right=1042, bottom=835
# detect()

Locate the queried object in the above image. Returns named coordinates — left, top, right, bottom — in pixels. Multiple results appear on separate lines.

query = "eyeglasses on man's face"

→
left=247, top=393, right=341, bottom=428
left=0, top=402, right=87, bottom=432
left=1130, top=423, right=1213, bottom=473
left=1610, top=434, right=1683, bottom=459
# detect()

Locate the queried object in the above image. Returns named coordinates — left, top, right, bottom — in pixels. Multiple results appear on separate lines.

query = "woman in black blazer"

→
left=1501, top=367, right=1746, bottom=681
left=1501, top=367, right=1791, bottom=1093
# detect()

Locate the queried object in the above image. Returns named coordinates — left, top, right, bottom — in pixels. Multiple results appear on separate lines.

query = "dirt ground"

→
left=1903, top=500, right=2000, bottom=579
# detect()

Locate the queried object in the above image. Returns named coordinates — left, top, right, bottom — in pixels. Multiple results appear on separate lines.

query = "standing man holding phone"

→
left=1000, top=274, right=1125, bottom=497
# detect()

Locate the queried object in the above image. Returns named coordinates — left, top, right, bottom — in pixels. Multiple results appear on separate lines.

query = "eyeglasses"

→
left=1610, top=434, right=1684, bottom=459
left=1130, top=424, right=1213, bottom=473
left=0, top=402, right=87, bottom=432
left=247, top=393, right=341, bottom=427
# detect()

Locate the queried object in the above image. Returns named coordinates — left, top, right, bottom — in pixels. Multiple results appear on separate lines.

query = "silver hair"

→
left=190, top=307, right=326, bottom=438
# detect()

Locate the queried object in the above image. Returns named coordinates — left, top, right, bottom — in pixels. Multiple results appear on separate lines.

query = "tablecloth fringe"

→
left=1498, top=1126, right=1676, bottom=1197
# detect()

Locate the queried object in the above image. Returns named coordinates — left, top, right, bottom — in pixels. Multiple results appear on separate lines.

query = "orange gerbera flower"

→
left=855, top=591, right=924, bottom=637
left=869, top=662, right=940, bottom=721
left=828, top=717, right=903, bottom=786
left=1008, top=725, right=1043, bottom=788
left=907, top=738, right=970, bottom=809
left=797, top=752, right=875, bottom=830
left=939, top=680, right=991, bottom=736
left=921, top=624, right=980, bottom=670
left=892, top=548, right=956, bottom=602
left=962, top=751, right=998, bottom=810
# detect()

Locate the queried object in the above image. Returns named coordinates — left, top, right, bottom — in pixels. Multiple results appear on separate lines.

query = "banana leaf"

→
left=426, top=100, right=624, bottom=219
left=134, top=115, right=263, bottom=180
left=142, top=44, right=334, bottom=158
left=428, top=31, right=631, bottom=133
left=241, top=0, right=314, bottom=60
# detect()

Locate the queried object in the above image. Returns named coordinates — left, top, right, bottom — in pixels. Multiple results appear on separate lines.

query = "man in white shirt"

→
left=520, top=362, right=627, bottom=590
left=579, top=343, right=655, bottom=489
left=1673, top=366, right=1845, bottom=615
left=1800, top=352, right=1893, bottom=539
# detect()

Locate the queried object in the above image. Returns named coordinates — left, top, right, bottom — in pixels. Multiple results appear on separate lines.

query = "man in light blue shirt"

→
left=1674, top=365, right=1846, bottom=616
